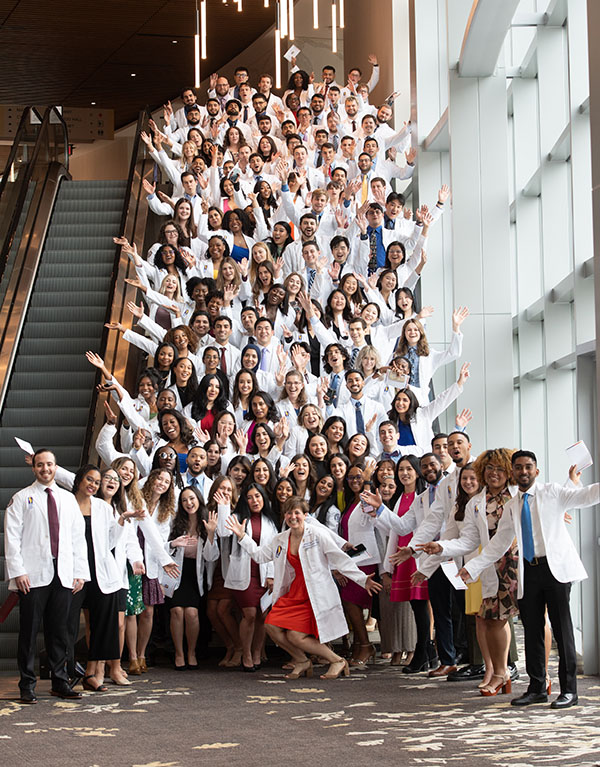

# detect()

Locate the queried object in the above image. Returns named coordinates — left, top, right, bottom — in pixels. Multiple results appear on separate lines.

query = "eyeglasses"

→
left=102, top=474, right=121, bottom=483
left=158, top=452, right=176, bottom=460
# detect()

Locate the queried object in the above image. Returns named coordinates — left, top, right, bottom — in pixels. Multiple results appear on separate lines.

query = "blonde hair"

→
left=159, top=274, right=182, bottom=302
left=216, top=257, right=242, bottom=292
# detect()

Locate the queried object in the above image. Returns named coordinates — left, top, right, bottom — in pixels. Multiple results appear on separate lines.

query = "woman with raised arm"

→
left=226, top=497, right=382, bottom=680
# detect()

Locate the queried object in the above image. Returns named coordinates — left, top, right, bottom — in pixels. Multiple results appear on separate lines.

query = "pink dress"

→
left=390, top=492, right=429, bottom=603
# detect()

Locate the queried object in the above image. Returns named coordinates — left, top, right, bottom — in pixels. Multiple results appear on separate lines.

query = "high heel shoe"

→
left=349, top=643, right=376, bottom=668
left=82, top=675, right=107, bottom=692
left=128, top=659, right=142, bottom=676
left=480, top=673, right=512, bottom=696
left=320, top=658, right=350, bottom=679
left=285, top=660, right=313, bottom=680
left=402, top=654, right=429, bottom=674
left=218, top=648, right=234, bottom=667
left=546, top=676, right=552, bottom=695
left=138, top=657, right=148, bottom=673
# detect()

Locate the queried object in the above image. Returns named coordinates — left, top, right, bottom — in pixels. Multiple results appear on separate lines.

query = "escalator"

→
left=0, top=107, right=154, bottom=671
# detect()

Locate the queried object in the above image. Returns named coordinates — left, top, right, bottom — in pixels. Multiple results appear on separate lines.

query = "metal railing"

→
left=0, top=106, right=70, bottom=414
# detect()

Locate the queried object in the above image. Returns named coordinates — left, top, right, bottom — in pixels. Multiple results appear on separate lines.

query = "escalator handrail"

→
left=0, top=107, right=71, bottom=414
left=0, top=106, right=43, bottom=202
left=82, top=106, right=156, bottom=463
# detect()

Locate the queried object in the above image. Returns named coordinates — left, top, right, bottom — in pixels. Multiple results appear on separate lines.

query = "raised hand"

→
left=132, top=428, right=146, bottom=451
left=438, top=184, right=450, bottom=204
left=213, top=488, right=231, bottom=507
left=127, top=301, right=145, bottom=320
left=452, top=306, right=470, bottom=332
left=203, top=510, right=218, bottom=539
left=234, top=428, right=247, bottom=453
left=85, top=350, right=105, bottom=370
left=194, top=426, right=211, bottom=444
left=360, top=488, right=382, bottom=511
left=457, top=362, right=471, bottom=387
left=103, top=401, right=118, bottom=425
left=328, top=261, right=341, bottom=282
left=405, top=147, right=417, bottom=165
left=142, top=178, right=156, bottom=195
left=209, top=72, right=218, bottom=90
left=225, top=514, right=246, bottom=540
left=104, top=321, right=125, bottom=333
left=367, top=53, right=378, bottom=66
left=455, top=408, right=473, bottom=429
left=124, top=277, right=146, bottom=293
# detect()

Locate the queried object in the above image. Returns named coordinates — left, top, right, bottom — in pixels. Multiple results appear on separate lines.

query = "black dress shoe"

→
left=447, top=664, right=485, bottom=681
left=19, top=690, right=37, bottom=704
left=550, top=693, right=578, bottom=709
left=402, top=658, right=429, bottom=674
left=242, top=664, right=256, bottom=673
left=51, top=684, right=82, bottom=700
left=510, top=691, right=548, bottom=706
left=508, top=663, right=520, bottom=681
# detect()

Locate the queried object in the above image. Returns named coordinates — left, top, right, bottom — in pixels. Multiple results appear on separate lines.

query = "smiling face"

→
left=302, top=406, right=320, bottom=431
left=330, top=456, right=347, bottom=483
left=174, top=358, right=193, bottom=386
left=293, top=456, right=310, bottom=483
left=156, top=447, right=177, bottom=472
left=172, top=329, right=189, bottom=352
left=251, top=396, right=268, bottom=420
left=152, top=470, right=172, bottom=495
left=228, top=463, right=249, bottom=487
left=161, top=414, right=181, bottom=442
left=79, top=469, right=101, bottom=497
left=181, top=488, right=199, bottom=515
left=276, top=480, right=294, bottom=504
left=397, top=459, right=417, bottom=489
left=379, top=477, right=397, bottom=502
left=393, top=392, right=411, bottom=416
left=253, top=461, right=270, bottom=486
left=348, top=434, right=368, bottom=458
left=460, top=468, right=480, bottom=496
left=242, top=349, right=259, bottom=370
left=316, top=475, right=335, bottom=499
left=346, top=467, right=364, bottom=493
left=116, top=459, right=135, bottom=486
left=309, top=435, right=328, bottom=461
left=100, top=470, right=121, bottom=499
left=325, top=420, right=345, bottom=444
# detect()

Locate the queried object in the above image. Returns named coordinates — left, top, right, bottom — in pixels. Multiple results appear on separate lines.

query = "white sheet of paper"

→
left=283, top=44, right=300, bottom=62
left=440, top=560, right=467, bottom=590
left=260, top=589, right=273, bottom=613
left=15, top=437, right=34, bottom=454
left=565, top=440, right=593, bottom=472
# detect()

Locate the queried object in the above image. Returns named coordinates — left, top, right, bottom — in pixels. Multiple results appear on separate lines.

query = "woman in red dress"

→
left=226, top=497, right=381, bottom=680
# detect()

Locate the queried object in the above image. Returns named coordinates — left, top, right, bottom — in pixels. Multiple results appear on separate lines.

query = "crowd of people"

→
left=5, top=57, right=597, bottom=710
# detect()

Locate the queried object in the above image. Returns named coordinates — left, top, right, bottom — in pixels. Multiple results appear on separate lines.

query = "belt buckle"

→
left=530, top=556, right=539, bottom=566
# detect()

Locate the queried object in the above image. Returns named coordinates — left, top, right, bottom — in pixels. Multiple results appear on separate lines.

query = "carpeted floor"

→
left=1, top=651, right=599, bottom=767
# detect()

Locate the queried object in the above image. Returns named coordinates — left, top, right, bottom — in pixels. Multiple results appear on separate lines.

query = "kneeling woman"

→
left=226, top=497, right=381, bottom=680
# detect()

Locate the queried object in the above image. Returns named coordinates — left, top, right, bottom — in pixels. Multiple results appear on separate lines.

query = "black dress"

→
left=84, top=516, right=121, bottom=661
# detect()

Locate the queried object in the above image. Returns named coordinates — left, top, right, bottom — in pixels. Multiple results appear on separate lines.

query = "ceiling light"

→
left=131, top=73, right=136, bottom=77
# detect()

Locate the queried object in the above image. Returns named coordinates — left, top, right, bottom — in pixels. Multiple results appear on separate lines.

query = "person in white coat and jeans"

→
left=226, top=497, right=382, bottom=680
left=459, top=450, right=600, bottom=710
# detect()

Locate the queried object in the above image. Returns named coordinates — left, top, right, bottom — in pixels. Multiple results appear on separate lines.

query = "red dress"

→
left=390, top=491, right=429, bottom=603
left=265, top=546, right=319, bottom=637
left=232, top=514, right=266, bottom=609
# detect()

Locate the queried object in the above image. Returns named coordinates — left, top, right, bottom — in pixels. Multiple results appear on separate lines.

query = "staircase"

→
left=0, top=178, right=127, bottom=670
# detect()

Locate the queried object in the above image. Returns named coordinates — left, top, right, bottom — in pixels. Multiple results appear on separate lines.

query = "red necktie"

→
left=220, top=347, right=228, bottom=374
left=45, top=488, right=60, bottom=558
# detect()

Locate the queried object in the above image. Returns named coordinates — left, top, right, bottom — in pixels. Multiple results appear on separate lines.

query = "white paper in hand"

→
left=565, top=440, right=593, bottom=472
left=440, top=560, right=467, bottom=591
left=283, top=44, right=300, bottom=62
left=260, top=589, right=273, bottom=613
left=15, top=437, right=34, bottom=455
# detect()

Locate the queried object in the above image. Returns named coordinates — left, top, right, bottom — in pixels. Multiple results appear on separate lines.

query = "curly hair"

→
left=472, top=448, right=515, bottom=489
left=111, top=457, right=144, bottom=511
left=164, top=324, right=199, bottom=354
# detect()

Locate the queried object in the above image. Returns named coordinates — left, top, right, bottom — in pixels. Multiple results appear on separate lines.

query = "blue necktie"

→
left=350, top=347, right=359, bottom=367
left=307, top=268, right=316, bottom=293
left=330, top=373, right=340, bottom=406
left=190, top=477, right=198, bottom=486
left=428, top=484, right=436, bottom=505
left=521, top=492, right=535, bottom=562
left=354, top=400, right=365, bottom=434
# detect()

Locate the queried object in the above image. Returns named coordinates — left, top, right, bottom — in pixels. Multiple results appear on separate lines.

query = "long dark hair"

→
left=169, top=486, right=207, bottom=541
left=325, top=289, right=353, bottom=325
left=168, top=358, right=198, bottom=407
left=151, top=445, right=184, bottom=490
left=309, top=475, right=337, bottom=525
left=455, top=462, right=477, bottom=522
left=388, top=387, right=420, bottom=425
left=322, top=416, right=348, bottom=451
left=191, top=374, right=229, bottom=422
left=232, top=368, right=259, bottom=409
left=245, top=391, right=280, bottom=424
left=234, top=482, right=280, bottom=529
left=154, top=243, right=188, bottom=273
left=395, top=454, right=426, bottom=496
left=272, top=476, right=298, bottom=520
left=222, top=208, right=255, bottom=237
left=159, top=408, right=195, bottom=446
left=72, top=464, right=100, bottom=496
left=243, top=458, right=277, bottom=497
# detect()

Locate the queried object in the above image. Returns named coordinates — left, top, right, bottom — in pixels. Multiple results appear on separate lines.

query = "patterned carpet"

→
left=1, top=651, right=599, bottom=767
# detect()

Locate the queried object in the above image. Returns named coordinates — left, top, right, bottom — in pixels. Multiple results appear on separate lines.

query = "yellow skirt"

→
left=464, top=547, right=482, bottom=615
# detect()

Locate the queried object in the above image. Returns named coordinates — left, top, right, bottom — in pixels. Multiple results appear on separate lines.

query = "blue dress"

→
left=230, top=243, right=250, bottom=263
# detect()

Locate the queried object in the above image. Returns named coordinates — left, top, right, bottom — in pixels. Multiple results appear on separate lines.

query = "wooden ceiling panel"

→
left=0, top=0, right=274, bottom=128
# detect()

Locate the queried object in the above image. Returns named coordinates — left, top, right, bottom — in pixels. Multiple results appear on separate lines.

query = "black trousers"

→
left=518, top=558, right=577, bottom=695
left=428, top=568, right=456, bottom=665
left=409, top=599, right=431, bottom=665
left=18, top=566, right=73, bottom=692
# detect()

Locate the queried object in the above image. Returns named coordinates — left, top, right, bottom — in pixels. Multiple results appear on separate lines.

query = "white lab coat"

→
left=87, top=496, right=129, bottom=594
left=159, top=534, right=220, bottom=597
left=426, top=487, right=519, bottom=596
left=5, top=481, right=90, bottom=591
left=240, top=524, right=368, bottom=643
left=466, top=481, right=600, bottom=599
left=218, top=509, right=277, bottom=590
